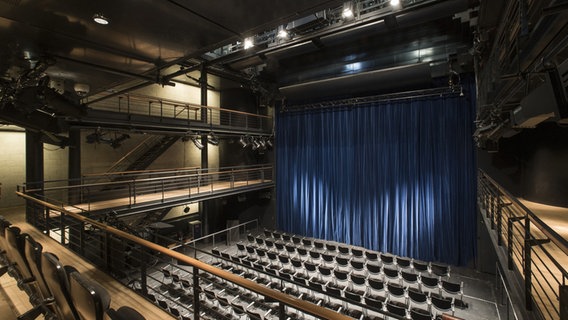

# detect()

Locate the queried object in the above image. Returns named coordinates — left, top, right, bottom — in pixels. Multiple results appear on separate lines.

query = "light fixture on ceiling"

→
left=277, top=25, right=289, bottom=39
left=390, top=0, right=401, bottom=7
left=252, top=138, right=261, bottom=150
left=191, top=135, right=204, bottom=150
left=266, top=139, right=273, bottom=149
left=92, top=13, right=110, bottom=25
left=207, top=131, right=219, bottom=145
left=342, top=2, right=354, bottom=19
left=244, top=37, right=254, bottom=49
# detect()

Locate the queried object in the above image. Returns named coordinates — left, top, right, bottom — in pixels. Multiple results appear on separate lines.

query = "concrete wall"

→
left=0, top=131, right=26, bottom=207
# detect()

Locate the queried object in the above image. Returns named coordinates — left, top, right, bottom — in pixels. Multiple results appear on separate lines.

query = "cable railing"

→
left=17, top=191, right=353, bottom=320
left=85, top=93, right=273, bottom=133
left=478, top=170, right=568, bottom=320
left=19, top=165, right=274, bottom=213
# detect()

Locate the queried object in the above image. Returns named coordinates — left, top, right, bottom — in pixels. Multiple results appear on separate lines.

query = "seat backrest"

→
left=441, top=280, right=462, bottom=294
left=368, top=277, right=384, bottom=291
left=68, top=271, right=111, bottom=320
left=0, top=218, right=11, bottom=253
left=41, top=252, right=80, bottom=320
left=24, top=236, right=52, bottom=300
left=431, top=295, right=453, bottom=311
left=408, top=288, right=427, bottom=304
left=5, top=226, right=33, bottom=281
left=386, top=302, right=407, bottom=317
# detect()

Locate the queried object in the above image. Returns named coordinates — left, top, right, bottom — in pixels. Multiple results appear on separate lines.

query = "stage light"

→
left=239, top=136, right=249, bottom=148
left=244, top=38, right=254, bottom=49
left=342, top=7, right=353, bottom=18
left=191, top=136, right=204, bottom=150
left=93, top=13, right=110, bottom=25
left=390, top=0, right=401, bottom=7
left=207, top=131, right=219, bottom=145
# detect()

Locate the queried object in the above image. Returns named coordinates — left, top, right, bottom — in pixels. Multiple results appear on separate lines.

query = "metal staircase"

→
left=107, top=135, right=180, bottom=174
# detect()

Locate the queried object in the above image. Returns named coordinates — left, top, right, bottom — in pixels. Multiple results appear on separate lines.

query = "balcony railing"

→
left=17, top=192, right=352, bottom=320
left=85, top=93, right=273, bottom=133
left=478, top=170, right=568, bottom=320
left=19, top=165, right=274, bottom=213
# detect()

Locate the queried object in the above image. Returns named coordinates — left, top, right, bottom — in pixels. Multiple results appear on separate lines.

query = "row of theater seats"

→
left=0, top=217, right=145, bottom=320
left=255, top=230, right=451, bottom=278
left=208, top=230, right=468, bottom=320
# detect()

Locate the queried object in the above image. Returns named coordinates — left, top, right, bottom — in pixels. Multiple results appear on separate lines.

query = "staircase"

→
left=107, top=135, right=180, bottom=174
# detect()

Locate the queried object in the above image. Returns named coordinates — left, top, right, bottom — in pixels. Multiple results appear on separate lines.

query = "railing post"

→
left=79, top=221, right=85, bottom=256
left=127, top=94, right=130, bottom=114
left=104, top=232, right=111, bottom=272
left=60, top=211, right=65, bottom=245
left=279, top=302, right=286, bottom=320
left=193, top=267, right=200, bottom=320
left=524, top=217, right=532, bottom=311
left=230, top=169, right=234, bottom=188
left=161, top=180, right=165, bottom=202
left=508, top=216, right=524, bottom=270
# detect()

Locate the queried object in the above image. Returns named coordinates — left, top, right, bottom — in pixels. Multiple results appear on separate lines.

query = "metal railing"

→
left=86, top=93, right=273, bottom=133
left=478, top=170, right=568, bottom=320
left=19, top=165, right=273, bottom=213
left=17, top=192, right=352, bottom=320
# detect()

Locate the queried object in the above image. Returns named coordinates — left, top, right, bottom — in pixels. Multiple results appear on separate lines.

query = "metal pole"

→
left=193, top=267, right=200, bottom=320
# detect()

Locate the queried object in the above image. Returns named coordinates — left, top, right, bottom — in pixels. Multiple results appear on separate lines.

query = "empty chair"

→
left=247, top=234, right=256, bottom=244
left=351, top=248, right=364, bottom=258
left=278, top=255, right=293, bottom=274
left=364, top=294, right=384, bottom=311
left=266, top=251, right=279, bottom=267
left=231, top=300, right=249, bottom=319
left=325, top=284, right=342, bottom=298
left=274, top=241, right=285, bottom=252
left=42, top=252, right=80, bottom=320
left=107, top=306, right=146, bottom=320
left=255, top=237, right=265, bottom=247
left=441, top=280, right=464, bottom=301
left=308, top=250, right=320, bottom=263
left=337, top=245, right=350, bottom=255
left=318, top=265, right=333, bottom=283
left=24, top=236, right=52, bottom=302
left=396, top=256, right=412, bottom=269
left=431, top=295, right=454, bottom=316
left=379, top=253, right=394, bottom=265
left=365, top=251, right=379, bottom=262
left=366, top=262, right=381, bottom=276
left=301, top=238, right=312, bottom=248
left=386, top=302, right=407, bottom=318
left=69, top=271, right=111, bottom=320
left=255, top=248, right=269, bottom=265
left=401, top=270, right=420, bottom=289
left=410, top=308, right=433, bottom=320
left=349, top=273, right=366, bottom=295
left=383, top=266, right=400, bottom=283
left=5, top=226, right=34, bottom=283
left=290, top=258, right=302, bottom=274
left=285, top=244, right=296, bottom=257
left=291, top=236, right=302, bottom=245
left=420, top=274, right=440, bottom=292
left=335, top=255, right=350, bottom=270
left=296, top=247, right=308, bottom=260
left=264, top=239, right=274, bottom=249
left=333, top=269, right=349, bottom=288
left=412, top=260, right=430, bottom=274
left=303, top=261, right=317, bottom=278
left=236, top=243, right=247, bottom=257
left=282, top=234, right=291, bottom=242
left=308, top=279, right=323, bottom=292
left=272, top=231, right=282, bottom=240
left=313, top=241, right=325, bottom=251
left=263, top=230, right=272, bottom=238
left=321, top=253, right=335, bottom=265
left=367, top=277, right=385, bottom=294
left=386, top=282, right=406, bottom=303
left=325, top=243, right=337, bottom=252
left=408, top=288, right=430, bottom=313
left=350, top=258, right=365, bottom=273
left=431, top=263, right=450, bottom=278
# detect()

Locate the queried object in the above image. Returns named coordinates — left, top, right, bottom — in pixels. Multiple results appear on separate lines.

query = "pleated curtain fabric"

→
left=276, top=80, right=477, bottom=266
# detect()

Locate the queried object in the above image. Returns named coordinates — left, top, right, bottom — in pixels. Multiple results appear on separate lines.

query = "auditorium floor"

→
left=1, top=205, right=510, bottom=320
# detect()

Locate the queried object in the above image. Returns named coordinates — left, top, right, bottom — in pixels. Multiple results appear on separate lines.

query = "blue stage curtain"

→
left=276, top=85, right=477, bottom=266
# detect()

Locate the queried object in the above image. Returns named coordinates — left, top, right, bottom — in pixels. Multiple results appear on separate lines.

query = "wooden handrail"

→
left=28, top=166, right=273, bottom=193
left=479, top=170, right=568, bottom=257
left=82, top=166, right=201, bottom=178
left=16, top=191, right=351, bottom=320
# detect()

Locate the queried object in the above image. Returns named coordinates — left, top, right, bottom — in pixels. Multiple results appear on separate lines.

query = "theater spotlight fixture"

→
left=93, top=13, right=110, bottom=25
left=207, top=131, right=219, bottom=145
left=252, top=139, right=261, bottom=150
left=191, top=135, right=204, bottom=150
left=390, top=0, right=401, bottom=7
left=239, top=135, right=249, bottom=148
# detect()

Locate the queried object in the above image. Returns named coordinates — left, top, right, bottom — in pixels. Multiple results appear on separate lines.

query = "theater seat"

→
left=106, top=306, right=146, bottom=320
left=69, top=271, right=111, bottom=320
left=41, top=252, right=80, bottom=320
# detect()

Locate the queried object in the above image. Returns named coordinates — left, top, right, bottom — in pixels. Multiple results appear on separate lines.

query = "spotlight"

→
left=259, top=138, right=267, bottom=149
left=207, top=131, right=219, bottom=145
left=244, top=38, right=254, bottom=49
left=252, top=139, right=261, bottom=150
left=266, top=139, right=273, bottom=148
left=390, top=0, right=401, bottom=7
left=93, top=13, right=110, bottom=25
left=277, top=29, right=289, bottom=39
left=239, top=136, right=249, bottom=148
left=342, top=8, right=353, bottom=18
left=191, top=136, right=204, bottom=150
